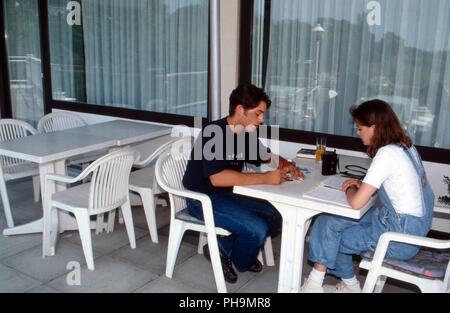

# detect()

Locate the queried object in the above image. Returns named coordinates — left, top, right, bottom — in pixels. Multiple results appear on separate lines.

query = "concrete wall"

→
left=220, top=0, right=240, bottom=118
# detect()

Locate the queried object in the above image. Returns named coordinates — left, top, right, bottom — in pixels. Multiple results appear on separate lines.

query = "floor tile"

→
left=48, top=255, right=158, bottom=293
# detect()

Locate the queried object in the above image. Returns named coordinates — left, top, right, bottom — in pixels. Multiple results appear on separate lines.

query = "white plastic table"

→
left=0, top=120, right=171, bottom=256
left=234, top=156, right=374, bottom=293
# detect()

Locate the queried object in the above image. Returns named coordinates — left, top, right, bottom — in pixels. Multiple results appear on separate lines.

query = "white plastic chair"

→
left=360, top=232, right=450, bottom=293
left=106, top=135, right=177, bottom=241
left=37, top=111, right=87, bottom=133
left=0, top=119, right=40, bottom=228
left=37, top=112, right=103, bottom=167
left=155, top=138, right=274, bottom=293
left=44, top=147, right=138, bottom=270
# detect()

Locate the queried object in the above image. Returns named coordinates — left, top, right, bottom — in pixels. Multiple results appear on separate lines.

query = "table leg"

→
left=272, top=202, right=319, bottom=293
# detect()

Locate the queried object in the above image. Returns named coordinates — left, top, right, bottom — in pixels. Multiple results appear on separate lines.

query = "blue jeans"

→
left=308, top=205, right=432, bottom=279
left=187, top=192, right=282, bottom=272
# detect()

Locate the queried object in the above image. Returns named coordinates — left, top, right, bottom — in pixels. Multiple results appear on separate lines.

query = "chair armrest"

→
left=166, top=187, right=218, bottom=232
left=167, top=187, right=212, bottom=207
left=379, top=232, right=450, bottom=250
left=45, top=173, right=80, bottom=184
left=368, top=231, right=450, bottom=270
left=133, top=139, right=177, bottom=168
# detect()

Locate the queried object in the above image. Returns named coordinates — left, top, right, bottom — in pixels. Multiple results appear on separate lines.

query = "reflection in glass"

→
left=4, top=0, right=43, bottom=126
left=252, top=0, right=450, bottom=149
left=48, top=0, right=209, bottom=118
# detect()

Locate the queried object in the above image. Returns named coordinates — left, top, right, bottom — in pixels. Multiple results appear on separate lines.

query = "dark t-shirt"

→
left=182, top=118, right=271, bottom=195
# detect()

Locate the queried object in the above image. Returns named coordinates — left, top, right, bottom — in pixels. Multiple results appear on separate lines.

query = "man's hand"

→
left=280, top=160, right=305, bottom=181
left=342, top=179, right=362, bottom=192
left=264, top=169, right=288, bottom=185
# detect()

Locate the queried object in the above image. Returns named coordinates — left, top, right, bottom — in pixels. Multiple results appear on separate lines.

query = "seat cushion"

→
left=361, top=249, right=450, bottom=279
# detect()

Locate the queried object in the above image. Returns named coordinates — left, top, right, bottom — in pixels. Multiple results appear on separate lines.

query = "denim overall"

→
left=308, top=145, right=435, bottom=279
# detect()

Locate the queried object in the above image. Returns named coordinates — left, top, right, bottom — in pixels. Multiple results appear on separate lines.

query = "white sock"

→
left=309, top=268, right=326, bottom=285
left=342, top=276, right=358, bottom=286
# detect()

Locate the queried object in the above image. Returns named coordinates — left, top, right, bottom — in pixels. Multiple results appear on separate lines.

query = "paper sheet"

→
left=303, top=185, right=350, bottom=208
left=320, top=176, right=348, bottom=190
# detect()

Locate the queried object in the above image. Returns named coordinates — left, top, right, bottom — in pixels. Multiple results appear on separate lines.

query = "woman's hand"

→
left=342, top=179, right=362, bottom=192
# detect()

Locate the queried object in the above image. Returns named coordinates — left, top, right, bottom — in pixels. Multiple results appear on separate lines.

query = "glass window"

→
left=4, top=0, right=44, bottom=126
left=48, top=0, right=209, bottom=118
left=251, top=0, right=450, bottom=149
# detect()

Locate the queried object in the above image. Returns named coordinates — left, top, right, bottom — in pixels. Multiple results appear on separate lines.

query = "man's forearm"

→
left=210, top=169, right=267, bottom=187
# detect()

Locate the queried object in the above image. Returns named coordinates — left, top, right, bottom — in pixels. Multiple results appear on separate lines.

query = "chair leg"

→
left=96, top=213, right=105, bottom=234
left=197, top=232, right=207, bottom=254
left=206, top=233, right=227, bottom=293
left=32, top=175, right=40, bottom=202
left=165, top=221, right=185, bottom=278
left=121, top=201, right=136, bottom=249
left=263, top=236, right=275, bottom=266
left=374, top=275, right=386, bottom=293
left=74, top=210, right=95, bottom=271
left=140, top=189, right=159, bottom=244
left=257, top=251, right=264, bottom=265
left=362, top=269, right=380, bottom=293
left=0, top=176, right=14, bottom=228
left=106, top=209, right=116, bottom=233
left=118, top=209, right=124, bottom=224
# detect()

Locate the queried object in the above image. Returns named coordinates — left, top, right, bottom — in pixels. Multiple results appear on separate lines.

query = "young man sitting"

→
left=183, top=83, right=303, bottom=283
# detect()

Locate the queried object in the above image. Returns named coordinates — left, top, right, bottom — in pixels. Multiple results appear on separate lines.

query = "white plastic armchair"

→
left=44, top=147, right=138, bottom=270
left=0, top=119, right=40, bottom=228
left=107, top=135, right=178, bottom=241
left=37, top=112, right=104, bottom=166
left=155, top=137, right=231, bottom=293
left=361, top=232, right=450, bottom=293
left=37, top=111, right=87, bottom=133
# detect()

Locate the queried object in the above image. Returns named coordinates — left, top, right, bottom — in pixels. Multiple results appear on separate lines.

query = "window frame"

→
left=239, top=0, right=450, bottom=164
left=0, top=0, right=12, bottom=118
left=0, top=0, right=210, bottom=128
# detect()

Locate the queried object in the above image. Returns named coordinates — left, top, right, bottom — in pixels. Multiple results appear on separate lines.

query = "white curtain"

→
left=4, top=0, right=44, bottom=125
left=49, top=0, right=78, bottom=101
left=82, top=0, right=209, bottom=117
left=258, top=0, right=450, bottom=149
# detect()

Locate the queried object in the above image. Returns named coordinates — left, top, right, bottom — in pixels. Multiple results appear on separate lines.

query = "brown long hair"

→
left=350, top=99, right=412, bottom=158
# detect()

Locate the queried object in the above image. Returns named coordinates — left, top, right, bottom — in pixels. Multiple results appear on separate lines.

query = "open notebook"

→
left=303, top=176, right=351, bottom=208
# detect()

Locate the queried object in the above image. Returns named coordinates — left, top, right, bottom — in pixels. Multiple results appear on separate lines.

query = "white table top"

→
left=64, top=120, right=172, bottom=146
left=0, top=120, right=172, bottom=164
left=234, top=155, right=374, bottom=220
left=0, top=131, right=117, bottom=164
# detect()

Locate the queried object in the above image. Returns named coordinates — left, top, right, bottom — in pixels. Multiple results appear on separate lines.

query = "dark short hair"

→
left=350, top=99, right=412, bottom=158
left=229, top=83, right=271, bottom=116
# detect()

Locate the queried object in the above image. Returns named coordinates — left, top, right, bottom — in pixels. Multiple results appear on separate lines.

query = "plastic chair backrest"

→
left=0, top=119, right=37, bottom=168
left=86, top=148, right=137, bottom=214
left=155, top=137, right=193, bottom=215
left=37, top=112, right=87, bottom=133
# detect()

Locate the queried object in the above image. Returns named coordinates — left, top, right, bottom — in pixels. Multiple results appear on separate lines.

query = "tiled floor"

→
left=0, top=178, right=421, bottom=293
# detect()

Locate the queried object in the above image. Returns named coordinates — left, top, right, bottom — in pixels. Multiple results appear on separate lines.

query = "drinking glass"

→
left=315, top=136, right=327, bottom=161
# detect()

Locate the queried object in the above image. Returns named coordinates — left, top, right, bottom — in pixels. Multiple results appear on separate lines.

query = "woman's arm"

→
left=342, top=180, right=377, bottom=210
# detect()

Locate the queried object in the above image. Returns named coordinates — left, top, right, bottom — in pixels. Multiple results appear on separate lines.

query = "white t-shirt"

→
left=363, top=145, right=423, bottom=217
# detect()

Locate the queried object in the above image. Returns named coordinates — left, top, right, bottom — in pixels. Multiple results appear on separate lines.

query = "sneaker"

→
left=324, top=281, right=362, bottom=293
left=247, top=259, right=263, bottom=273
left=203, top=245, right=238, bottom=284
left=300, top=277, right=324, bottom=293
